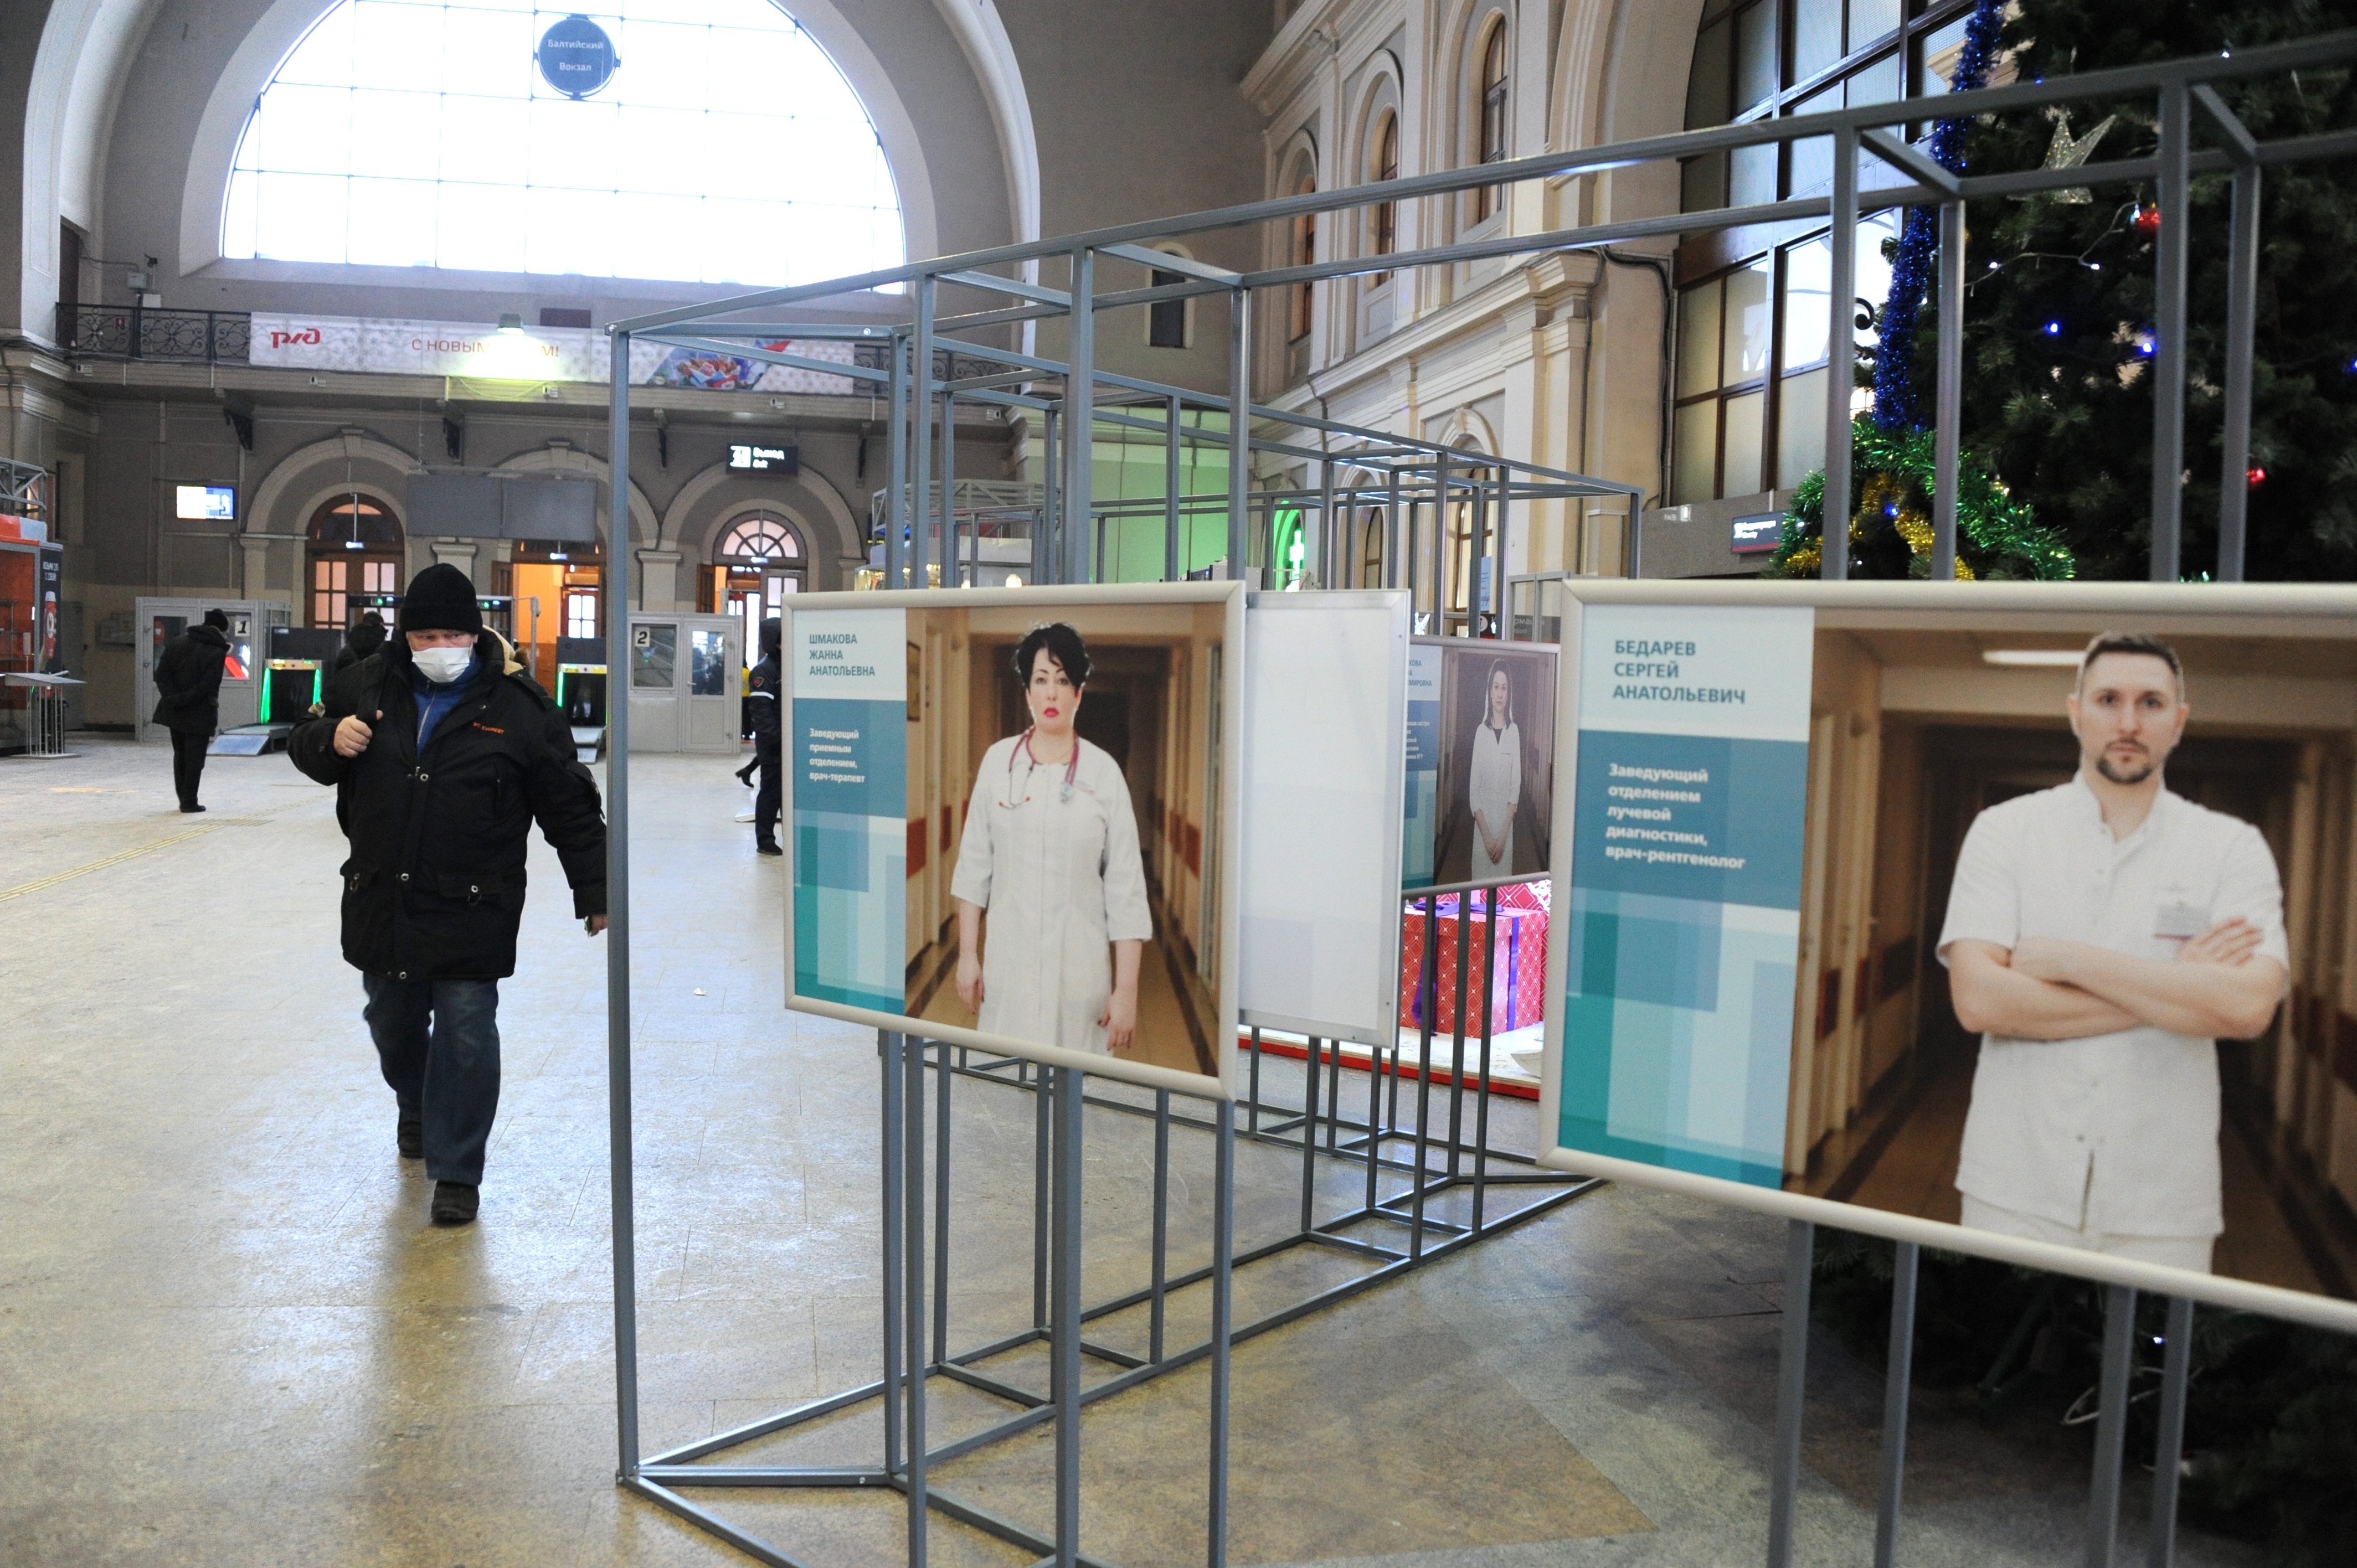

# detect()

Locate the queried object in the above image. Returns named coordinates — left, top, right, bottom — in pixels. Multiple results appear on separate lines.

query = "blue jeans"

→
left=362, top=973, right=501, bottom=1186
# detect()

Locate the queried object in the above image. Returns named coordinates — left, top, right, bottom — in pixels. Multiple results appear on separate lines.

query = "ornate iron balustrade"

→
left=57, top=305, right=250, bottom=364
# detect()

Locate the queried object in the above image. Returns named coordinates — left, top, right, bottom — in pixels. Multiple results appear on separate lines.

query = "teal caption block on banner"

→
left=1558, top=604, right=1814, bottom=1189
left=791, top=609, right=908, bottom=1017
left=1403, top=643, right=1440, bottom=889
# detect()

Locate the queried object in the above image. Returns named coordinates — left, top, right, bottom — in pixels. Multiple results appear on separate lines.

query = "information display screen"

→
left=1537, top=581, right=2357, bottom=1332
left=175, top=486, right=235, bottom=521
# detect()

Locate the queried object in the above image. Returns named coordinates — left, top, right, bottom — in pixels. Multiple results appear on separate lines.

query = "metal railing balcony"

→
left=57, top=305, right=250, bottom=364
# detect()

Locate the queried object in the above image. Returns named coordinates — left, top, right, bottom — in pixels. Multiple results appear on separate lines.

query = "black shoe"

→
left=179, top=803, right=206, bottom=813
left=734, top=762, right=758, bottom=786
left=756, top=842, right=783, bottom=857
left=430, top=1182, right=479, bottom=1226
left=397, top=1118, right=423, bottom=1159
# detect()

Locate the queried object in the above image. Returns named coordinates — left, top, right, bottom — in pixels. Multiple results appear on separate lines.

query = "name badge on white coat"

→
left=2154, top=898, right=2209, bottom=940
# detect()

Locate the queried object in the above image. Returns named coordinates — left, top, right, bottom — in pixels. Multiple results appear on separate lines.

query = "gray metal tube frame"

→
left=1932, top=202, right=1964, bottom=582
left=1766, top=1219, right=1813, bottom=1568
left=2088, top=1284, right=2139, bottom=1568
left=606, top=329, right=641, bottom=1481
left=2150, top=82, right=2191, bottom=582
left=1873, top=1241, right=1919, bottom=1568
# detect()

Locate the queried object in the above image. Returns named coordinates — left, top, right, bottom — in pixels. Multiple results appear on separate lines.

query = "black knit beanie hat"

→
left=398, top=563, right=483, bottom=636
left=203, top=608, right=230, bottom=630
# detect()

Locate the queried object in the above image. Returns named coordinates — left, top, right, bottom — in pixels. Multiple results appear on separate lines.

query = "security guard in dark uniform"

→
left=746, top=616, right=783, bottom=855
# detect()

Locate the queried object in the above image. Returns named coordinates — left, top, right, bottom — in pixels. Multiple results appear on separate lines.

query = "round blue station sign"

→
left=537, top=14, right=618, bottom=101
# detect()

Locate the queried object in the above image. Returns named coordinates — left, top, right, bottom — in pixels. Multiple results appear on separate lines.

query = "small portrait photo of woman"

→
left=1432, top=642, right=1556, bottom=885
left=948, top=622, right=1154, bottom=1055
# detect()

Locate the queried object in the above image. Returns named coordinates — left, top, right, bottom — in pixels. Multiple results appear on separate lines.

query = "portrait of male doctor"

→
left=1937, top=631, right=2287, bottom=1273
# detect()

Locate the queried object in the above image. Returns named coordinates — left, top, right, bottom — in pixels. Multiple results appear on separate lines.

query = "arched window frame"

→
left=1467, top=15, right=1511, bottom=227
left=715, top=512, right=806, bottom=566
left=1286, top=157, right=1319, bottom=344
left=216, top=0, right=909, bottom=291
left=1355, top=59, right=1403, bottom=288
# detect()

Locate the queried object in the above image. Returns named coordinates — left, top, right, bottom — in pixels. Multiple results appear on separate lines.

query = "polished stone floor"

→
left=0, top=737, right=2258, bottom=1566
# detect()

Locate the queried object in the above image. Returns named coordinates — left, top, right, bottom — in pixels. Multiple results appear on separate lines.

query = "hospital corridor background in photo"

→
left=1780, top=623, right=2357, bottom=1299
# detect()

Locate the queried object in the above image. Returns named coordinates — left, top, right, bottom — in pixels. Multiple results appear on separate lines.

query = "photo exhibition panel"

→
left=1537, top=583, right=2357, bottom=1333
left=784, top=584, right=1245, bottom=1097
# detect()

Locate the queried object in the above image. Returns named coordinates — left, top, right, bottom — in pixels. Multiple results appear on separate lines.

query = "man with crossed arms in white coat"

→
left=1938, top=632, right=2287, bottom=1273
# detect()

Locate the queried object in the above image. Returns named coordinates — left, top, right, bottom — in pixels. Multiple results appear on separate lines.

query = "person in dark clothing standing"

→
left=152, top=608, right=233, bottom=813
left=746, top=616, right=783, bottom=855
left=287, top=564, right=608, bottom=1226
left=333, top=610, right=387, bottom=673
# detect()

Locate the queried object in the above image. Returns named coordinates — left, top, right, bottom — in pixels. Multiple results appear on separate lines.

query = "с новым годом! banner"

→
left=786, top=584, right=1244, bottom=1098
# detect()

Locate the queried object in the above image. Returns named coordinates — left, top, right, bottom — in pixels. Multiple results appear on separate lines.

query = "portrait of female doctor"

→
left=1466, top=660, right=1522, bottom=880
left=950, top=623, right=1154, bottom=1055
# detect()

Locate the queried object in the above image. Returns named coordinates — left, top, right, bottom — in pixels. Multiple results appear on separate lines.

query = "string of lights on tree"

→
left=1768, top=0, right=2080, bottom=581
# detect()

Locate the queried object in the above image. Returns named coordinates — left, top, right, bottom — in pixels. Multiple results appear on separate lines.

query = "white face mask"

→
left=412, top=644, right=474, bottom=685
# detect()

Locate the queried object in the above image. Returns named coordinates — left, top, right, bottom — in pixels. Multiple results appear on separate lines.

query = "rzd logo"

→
left=269, top=327, right=323, bottom=348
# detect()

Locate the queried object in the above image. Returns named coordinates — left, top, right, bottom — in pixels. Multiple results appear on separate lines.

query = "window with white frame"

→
left=223, top=0, right=904, bottom=287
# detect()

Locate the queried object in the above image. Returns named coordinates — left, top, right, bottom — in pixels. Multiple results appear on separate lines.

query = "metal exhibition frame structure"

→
left=596, top=30, right=2357, bottom=1567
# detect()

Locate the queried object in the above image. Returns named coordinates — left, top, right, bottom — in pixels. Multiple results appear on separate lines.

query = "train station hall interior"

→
left=6, top=1, right=2357, bottom=1565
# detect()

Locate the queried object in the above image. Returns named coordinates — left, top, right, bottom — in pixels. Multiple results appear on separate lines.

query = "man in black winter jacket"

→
left=746, top=616, right=783, bottom=855
left=152, top=607, right=233, bottom=812
left=333, top=610, right=387, bottom=673
left=287, top=564, right=607, bottom=1226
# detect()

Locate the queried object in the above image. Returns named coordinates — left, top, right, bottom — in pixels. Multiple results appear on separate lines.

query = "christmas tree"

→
left=1951, top=0, right=2357, bottom=580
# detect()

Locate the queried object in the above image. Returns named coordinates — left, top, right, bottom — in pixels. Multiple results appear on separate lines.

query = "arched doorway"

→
left=306, top=496, right=404, bottom=628
left=704, top=511, right=806, bottom=654
left=1444, top=440, right=1497, bottom=635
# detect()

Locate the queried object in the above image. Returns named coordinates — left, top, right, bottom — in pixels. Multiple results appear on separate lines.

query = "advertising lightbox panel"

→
left=1537, top=580, right=2357, bottom=1334
left=784, top=582, right=1246, bottom=1099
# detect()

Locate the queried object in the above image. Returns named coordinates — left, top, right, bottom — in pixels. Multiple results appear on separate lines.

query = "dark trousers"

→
left=169, top=728, right=209, bottom=808
left=362, top=974, right=502, bottom=1186
left=754, top=741, right=781, bottom=849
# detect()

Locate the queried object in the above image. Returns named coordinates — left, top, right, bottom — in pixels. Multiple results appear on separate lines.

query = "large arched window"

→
left=1669, top=0, right=1977, bottom=505
left=223, top=0, right=904, bottom=287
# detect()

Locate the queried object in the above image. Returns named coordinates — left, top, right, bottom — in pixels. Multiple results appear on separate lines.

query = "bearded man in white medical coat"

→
left=1938, top=632, right=2287, bottom=1273
left=951, top=623, right=1154, bottom=1055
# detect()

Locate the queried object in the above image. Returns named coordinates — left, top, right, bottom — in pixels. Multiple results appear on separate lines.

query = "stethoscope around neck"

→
left=1009, top=726, right=1080, bottom=804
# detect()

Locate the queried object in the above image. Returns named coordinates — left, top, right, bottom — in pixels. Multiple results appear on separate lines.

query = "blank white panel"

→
left=1240, top=594, right=1409, bottom=1043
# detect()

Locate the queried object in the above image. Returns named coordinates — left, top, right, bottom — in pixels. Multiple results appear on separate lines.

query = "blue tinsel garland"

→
left=1869, top=0, right=2006, bottom=431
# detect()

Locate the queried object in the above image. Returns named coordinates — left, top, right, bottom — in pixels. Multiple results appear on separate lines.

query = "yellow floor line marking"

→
left=0, top=826, right=219, bottom=904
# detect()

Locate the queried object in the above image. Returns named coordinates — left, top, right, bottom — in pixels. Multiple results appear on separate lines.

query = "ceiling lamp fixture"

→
left=1982, top=649, right=2084, bottom=667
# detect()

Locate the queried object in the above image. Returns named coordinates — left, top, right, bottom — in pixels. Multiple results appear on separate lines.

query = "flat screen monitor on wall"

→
left=1536, top=579, right=2357, bottom=1333
left=176, top=486, right=235, bottom=521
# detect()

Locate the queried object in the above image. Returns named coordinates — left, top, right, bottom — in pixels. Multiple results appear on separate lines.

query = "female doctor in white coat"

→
left=1466, top=660, right=1521, bottom=880
left=950, top=623, right=1154, bottom=1055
